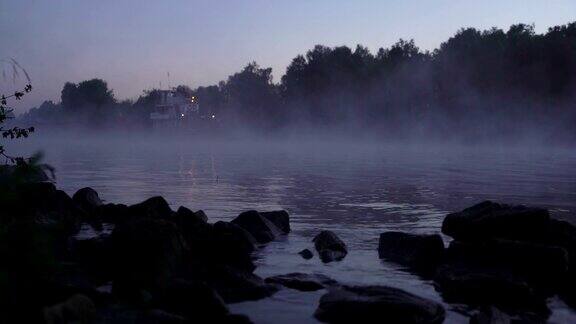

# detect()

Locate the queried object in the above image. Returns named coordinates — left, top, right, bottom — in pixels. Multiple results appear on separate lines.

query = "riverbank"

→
left=2, top=170, right=576, bottom=323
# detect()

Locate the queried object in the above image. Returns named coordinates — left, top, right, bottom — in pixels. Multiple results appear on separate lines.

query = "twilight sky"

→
left=1, top=0, right=575, bottom=113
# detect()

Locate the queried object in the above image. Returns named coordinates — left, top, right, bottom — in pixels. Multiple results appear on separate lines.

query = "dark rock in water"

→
left=231, top=210, right=282, bottom=244
left=182, top=220, right=256, bottom=273
left=470, top=306, right=511, bottom=324
left=202, top=267, right=279, bottom=303
left=127, top=196, right=174, bottom=221
left=445, top=239, right=568, bottom=291
left=313, top=230, right=347, bottom=263
left=72, top=187, right=104, bottom=229
left=265, top=273, right=337, bottom=291
left=261, top=210, right=291, bottom=234
left=544, top=219, right=576, bottom=276
left=434, top=264, right=548, bottom=313
left=210, top=221, right=257, bottom=272
left=156, top=279, right=229, bottom=320
left=11, top=182, right=84, bottom=236
left=72, top=187, right=103, bottom=211
left=173, top=206, right=211, bottom=247
left=213, top=221, right=257, bottom=253
left=95, top=203, right=128, bottom=224
left=299, top=248, right=314, bottom=260
left=111, top=219, right=187, bottom=299
left=315, top=285, right=445, bottom=324
left=195, top=210, right=209, bottom=223
left=378, top=232, right=444, bottom=270
left=176, top=206, right=208, bottom=224
left=442, top=201, right=549, bottom=242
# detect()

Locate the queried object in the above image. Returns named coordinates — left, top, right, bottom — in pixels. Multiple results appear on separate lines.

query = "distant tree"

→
left=61, top=78, right=115, bottom=111
left=175, top=85, right=193, bottom=98
left=221, top=62, right=281, bottom=127
left=192, top=85, right=224, bottom=118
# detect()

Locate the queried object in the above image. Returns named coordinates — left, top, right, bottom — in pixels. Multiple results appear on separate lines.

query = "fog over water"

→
left=7, top=134, right=576, bottom=323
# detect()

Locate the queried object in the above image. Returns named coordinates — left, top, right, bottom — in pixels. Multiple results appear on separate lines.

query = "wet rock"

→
left=95, top=203, right=129, bottom=224
left=265, top=273, right=337, bottom=291
left=434, top=264, right=548, bottom=313
left=544, top=219, right=576, bottom=272
left=175, top=206, right=208, bottom=224
left=445, top=239, right=568, bottom=291
left=203, top=267, right=279, bottom=303
left=315, top=285, right=445, bottom=324
left=10, top=182, right=84, bottom=236
left=211, top=221, right=257, bottom=272
left=470, top=306, right=511, bottom=324
left=261, top=210, right=291, bottom=234
left=313, top=230, right=347, bottom=263
left=182, top=220, right=256, bottom=273
left=72, top=187, right=103, bottom=212
left=127, top=196, right=174, bottom=221
left=231, top=210, right=283, bottom=244
left=111, top=219, right=187, bottom=299
left=299, top=248, right=314, bottom=260
left=442, top=201, right=550, bottom=242
left=156, top=279, right=229, bottom=321
left=378, top=232, right=444, bottom=271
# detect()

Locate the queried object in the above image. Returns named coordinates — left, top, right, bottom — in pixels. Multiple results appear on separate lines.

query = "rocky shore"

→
left=1, top=178, right=576, bottom=323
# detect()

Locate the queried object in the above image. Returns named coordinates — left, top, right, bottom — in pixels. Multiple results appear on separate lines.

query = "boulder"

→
left=175, top=206, right=208, bottom=225
left=544, top=219, right=576, bottom=269
left=313, top=231, right=347, bottom=263
left=10, top=182, right=84, bottom=236
left=72, top=187, right=103, bottom=211
left=378, top=232, right=444, bottom=270
left=202, top=266, right=278, bottom=303
left=442, top=201, right=550, bottom=242
left=174, top=206, right=212, bottom=248
left=127, top=196, right=174, bottom=221
left=444, top=239, right=568, bottom=290
left=470, top=306, right=511, bottom=324
left=211, top=221, right=257, bottom=272
left=182, top=220, right=256, bottom=273
left=95, top=203, right=129, bottom=224
left=315, top=285, right=445, bottom=324
left=265, top=273, right=337, bottom=291
left=231, top=210, right=283, bottom=244
left=299, top=249, right=314, bottom=260
left=261, top=210, right=291, bottom=234
left=434, top=264, right=548, bottom=313
left=111, top=219, right=188, bottom=299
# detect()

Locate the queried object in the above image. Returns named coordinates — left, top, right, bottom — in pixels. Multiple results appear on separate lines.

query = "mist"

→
left=11, top=22, right=576, bottom=148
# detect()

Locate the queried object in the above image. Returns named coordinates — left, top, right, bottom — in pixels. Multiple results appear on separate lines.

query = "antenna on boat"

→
left=167, top=71, right=171, bottom=90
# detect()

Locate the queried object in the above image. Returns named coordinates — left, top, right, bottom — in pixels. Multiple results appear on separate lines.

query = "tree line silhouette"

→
left=20, top=22, right=576, bottom=142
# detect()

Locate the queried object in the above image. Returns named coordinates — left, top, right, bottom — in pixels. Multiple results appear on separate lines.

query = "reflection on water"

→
left=9, top=137, right=576, bottom=323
